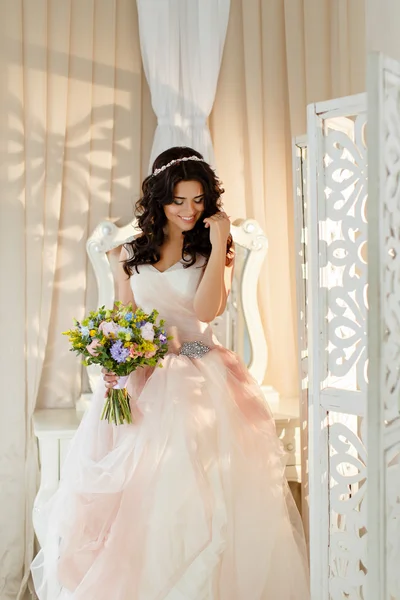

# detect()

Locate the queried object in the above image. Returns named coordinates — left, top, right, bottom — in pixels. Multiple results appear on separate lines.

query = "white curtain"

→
left=136, top=0, right=230, bottom=169
left=0, top=2, right=145, bottom=598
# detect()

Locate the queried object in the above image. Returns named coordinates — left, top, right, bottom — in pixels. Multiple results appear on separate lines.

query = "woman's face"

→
left=164, top=180, right=205, bottom=233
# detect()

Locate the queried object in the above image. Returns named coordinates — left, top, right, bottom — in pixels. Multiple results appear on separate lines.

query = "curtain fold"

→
left=136, top=0, right=230, bottom=169
left=0, top=1, right=28, bottom=596
left=0, top=1, right=143, bottom=598
left=136, top=0, right=181, bottom=168
left=211, top=0, right=365, bottom=544
left=179, top=0, right=230, bottom=166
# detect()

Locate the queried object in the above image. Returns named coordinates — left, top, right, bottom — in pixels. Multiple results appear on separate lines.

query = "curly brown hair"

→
left=123, top=146, right=233, bottom=275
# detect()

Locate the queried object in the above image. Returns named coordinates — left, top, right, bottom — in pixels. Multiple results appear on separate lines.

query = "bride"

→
left=31, top=146, right=310, bottom=599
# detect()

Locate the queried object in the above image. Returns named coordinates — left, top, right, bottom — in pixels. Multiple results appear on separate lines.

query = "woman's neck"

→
left=164, top=223, right=184, bottom=248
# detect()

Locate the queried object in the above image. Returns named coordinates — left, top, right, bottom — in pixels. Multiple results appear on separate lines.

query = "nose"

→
left=183, top=200, right=197, bottom=215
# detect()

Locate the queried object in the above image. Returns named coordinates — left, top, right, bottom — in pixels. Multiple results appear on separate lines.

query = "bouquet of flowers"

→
left=63, top=302, right=170, bottom=425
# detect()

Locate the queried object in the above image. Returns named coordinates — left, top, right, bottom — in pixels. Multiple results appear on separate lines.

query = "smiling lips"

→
left=180, top=216, right=196, bottom=223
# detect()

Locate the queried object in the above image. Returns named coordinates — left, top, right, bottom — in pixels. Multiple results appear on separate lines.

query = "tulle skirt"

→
left=31, top=347, right=310, bottom=599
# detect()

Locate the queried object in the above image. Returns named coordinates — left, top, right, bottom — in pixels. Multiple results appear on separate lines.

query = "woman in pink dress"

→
left=31, top=146, right=310, bottom=599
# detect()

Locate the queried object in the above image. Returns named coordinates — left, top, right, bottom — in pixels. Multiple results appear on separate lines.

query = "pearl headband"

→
left=152, top=156, right=206, bottom=177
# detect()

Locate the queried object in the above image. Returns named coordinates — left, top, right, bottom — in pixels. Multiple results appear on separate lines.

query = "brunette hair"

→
left=123, top=146, right=233, bottom=275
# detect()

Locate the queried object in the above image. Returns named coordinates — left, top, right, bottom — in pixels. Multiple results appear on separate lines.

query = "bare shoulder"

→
left=120, top=233, right=142, bottom=262
left=117, top=243, right=135, bottom=306
left=119, top=244, right=130, bottom=261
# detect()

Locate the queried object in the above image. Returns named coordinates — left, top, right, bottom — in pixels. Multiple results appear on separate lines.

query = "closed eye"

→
left=172, top=195, right=204, bottom=206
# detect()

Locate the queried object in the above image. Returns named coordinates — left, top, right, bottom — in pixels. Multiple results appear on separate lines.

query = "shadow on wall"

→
left=3, top=33, right=145, bottom=408
left=4, top=35, right=218, bottom=409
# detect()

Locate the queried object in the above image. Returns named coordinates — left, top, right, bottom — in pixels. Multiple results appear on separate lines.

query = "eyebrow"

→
left=173, top=194, right=205, bottom=200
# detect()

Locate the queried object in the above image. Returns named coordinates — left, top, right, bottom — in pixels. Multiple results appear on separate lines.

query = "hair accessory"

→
left=152, top=156, right=206, bottom=177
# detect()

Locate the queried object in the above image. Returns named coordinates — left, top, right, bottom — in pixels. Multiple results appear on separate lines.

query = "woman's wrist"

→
left=211, top=232, right=229, bottom=247
left=210, top=232, right=228, bottom=251
left=209, top=240, right=228, bottom=264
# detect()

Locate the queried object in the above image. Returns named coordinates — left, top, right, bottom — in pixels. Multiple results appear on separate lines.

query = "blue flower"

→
left=159, top=333, right=167, bottom=343
left=125, top=312, right=133, bottom=322
left=80, top=325, right=90, bottom=337
left=110, top=340, right=130, bottom=363
left=88, top=320, right=94, bottom=329
left=119, top=327, right=133, bottom=336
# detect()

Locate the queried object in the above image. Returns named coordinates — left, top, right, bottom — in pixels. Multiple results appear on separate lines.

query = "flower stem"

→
left=101, top=388, right=133, bottom=425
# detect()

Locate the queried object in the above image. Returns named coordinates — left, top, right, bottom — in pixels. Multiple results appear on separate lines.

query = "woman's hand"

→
left=203, top=211, right=230, bottom=247
left=102, top=368, right=118, bottom=398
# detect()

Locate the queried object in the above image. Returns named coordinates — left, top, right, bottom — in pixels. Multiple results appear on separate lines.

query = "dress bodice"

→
left=130, top=258, right=217, bottom=349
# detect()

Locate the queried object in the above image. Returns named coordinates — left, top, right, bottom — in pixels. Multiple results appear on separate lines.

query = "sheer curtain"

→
left=0, top=1, right=147, bottom=598
left=212, top=0, right=365, bottom=401
left=0, top=0, right=365, bottom=597
left=211, top=0, right=365, bottom=544
left=137, top=0, right=230, bottom=168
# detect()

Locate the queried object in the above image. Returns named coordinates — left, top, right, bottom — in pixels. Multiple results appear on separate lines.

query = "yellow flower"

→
left=142, top=341, right=156, bottom=353
left=89, top=330, right=96, bottom=336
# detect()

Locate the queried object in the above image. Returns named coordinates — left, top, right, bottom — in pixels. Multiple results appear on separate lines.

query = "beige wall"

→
left=366, top=0, right=400, bottom=60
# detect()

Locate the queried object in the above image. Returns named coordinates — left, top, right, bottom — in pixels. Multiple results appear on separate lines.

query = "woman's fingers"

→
left=105, top=380, right=117, bottom=388
left=204, top=211, right=229, bottom=224
left=102, top=370, right=118, bottom=397
left=102, top=367, right=116, bottom=376
left=102, top=369, right=118, bottom=388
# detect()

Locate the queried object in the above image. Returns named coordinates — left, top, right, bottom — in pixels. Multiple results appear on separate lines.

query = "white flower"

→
left=140, top=322, right=155, bottom=342
left=99, top=320, right=120, bottom=338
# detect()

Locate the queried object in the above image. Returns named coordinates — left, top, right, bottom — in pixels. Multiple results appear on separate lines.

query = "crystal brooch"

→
left=179, top=341, right=211, bottom=359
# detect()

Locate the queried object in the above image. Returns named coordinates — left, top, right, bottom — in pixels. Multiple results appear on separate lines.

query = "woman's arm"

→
left=193, top=213, right=234, bottom=323
left=116, top=245, right=136, bottom=308
left=103, top=245, right=136, bottom=394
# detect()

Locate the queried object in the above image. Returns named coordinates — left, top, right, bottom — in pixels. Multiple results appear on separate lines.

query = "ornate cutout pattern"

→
left=382, top=82, right=400, bottom=425
left=386, top=443, right=400, bottom=600
left=308, top=100, right=368, bottom=600
left=321, top=115, right=368, bottom=392
left=328, top=414, right=367, bottom=599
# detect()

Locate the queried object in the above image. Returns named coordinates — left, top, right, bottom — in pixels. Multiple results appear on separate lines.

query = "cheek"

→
left=164, top=205, right=180, bottom=220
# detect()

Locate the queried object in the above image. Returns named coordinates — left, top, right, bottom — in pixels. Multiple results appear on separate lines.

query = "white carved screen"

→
left=292, top=136, right=309, bottom=544
left=368, top=53, right=400, bottom=600
left=307, top=94, right=368, bottom=600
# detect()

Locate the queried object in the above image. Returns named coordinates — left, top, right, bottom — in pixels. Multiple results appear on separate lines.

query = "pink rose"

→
left=129, top=344, right=143, bottom=358
left=86, top=338, right=101, bottom=356
left=99, top=320, right=120, bottom=338
left=145, top=349, right=156, bottom=359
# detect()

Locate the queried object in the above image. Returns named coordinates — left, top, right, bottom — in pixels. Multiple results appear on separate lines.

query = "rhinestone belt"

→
left=178, top=341, right=211, bottom=359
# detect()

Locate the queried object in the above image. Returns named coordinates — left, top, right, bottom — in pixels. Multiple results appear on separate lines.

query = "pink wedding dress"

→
left=31, top=258, right=310, bottom=599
